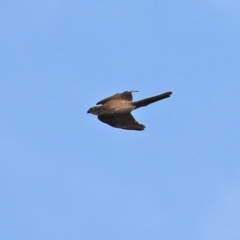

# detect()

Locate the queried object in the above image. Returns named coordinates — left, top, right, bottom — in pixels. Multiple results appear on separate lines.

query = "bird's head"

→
left=87, top=106, right=103, bottom=115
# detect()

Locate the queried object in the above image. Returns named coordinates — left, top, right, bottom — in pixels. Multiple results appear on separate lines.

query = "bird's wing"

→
left=97, top=91, right=137, bottom=105
left=98, top=113, right=145, bottom=131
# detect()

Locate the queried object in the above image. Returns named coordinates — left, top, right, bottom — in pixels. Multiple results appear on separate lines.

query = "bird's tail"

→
left=133, top=91, right=172, bottom=109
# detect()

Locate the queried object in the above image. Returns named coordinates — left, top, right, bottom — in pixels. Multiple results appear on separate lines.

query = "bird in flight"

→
left=87, top=90, right=172, bottom=131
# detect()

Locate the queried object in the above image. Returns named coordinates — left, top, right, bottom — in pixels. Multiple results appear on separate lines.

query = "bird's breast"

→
left=103, top=101, right=134, bottom=114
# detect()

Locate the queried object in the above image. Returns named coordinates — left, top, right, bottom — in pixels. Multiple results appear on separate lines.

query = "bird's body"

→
left=87, top=90, right=172, bottom=131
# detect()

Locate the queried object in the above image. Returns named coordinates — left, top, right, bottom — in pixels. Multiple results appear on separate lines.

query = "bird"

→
left=87, top=90, right=172, bottom=131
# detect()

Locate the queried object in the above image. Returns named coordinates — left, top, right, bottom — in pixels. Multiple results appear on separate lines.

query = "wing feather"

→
left=98, top=113, right=145, bottom=131
left=97, top=91, right=137, bottom=105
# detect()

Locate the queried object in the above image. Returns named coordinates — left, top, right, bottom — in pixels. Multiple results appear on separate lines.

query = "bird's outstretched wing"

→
left=98, top=113, right=145, bottom=131
left=97, top=91, right=137, bottom=105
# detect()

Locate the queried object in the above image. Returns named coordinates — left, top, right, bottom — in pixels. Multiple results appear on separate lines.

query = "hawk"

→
left=87, top=90, right=172, bottom=131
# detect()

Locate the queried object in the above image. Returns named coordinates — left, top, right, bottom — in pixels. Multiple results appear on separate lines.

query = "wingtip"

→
left=130, top=90, right=139, bottom=93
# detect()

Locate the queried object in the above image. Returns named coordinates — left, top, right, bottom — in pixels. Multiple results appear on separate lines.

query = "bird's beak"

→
left=87, top=109, right=91, bottom=114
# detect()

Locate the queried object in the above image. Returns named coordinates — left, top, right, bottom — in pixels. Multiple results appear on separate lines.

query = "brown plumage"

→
left=87, top=90, right=172, bottom=131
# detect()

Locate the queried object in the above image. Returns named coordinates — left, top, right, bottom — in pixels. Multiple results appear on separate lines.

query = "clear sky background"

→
left=1, top=1, right=240, bottom=240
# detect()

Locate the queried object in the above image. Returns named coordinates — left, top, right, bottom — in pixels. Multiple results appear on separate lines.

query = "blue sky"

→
left=1, top=1, right=240, bottom=239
